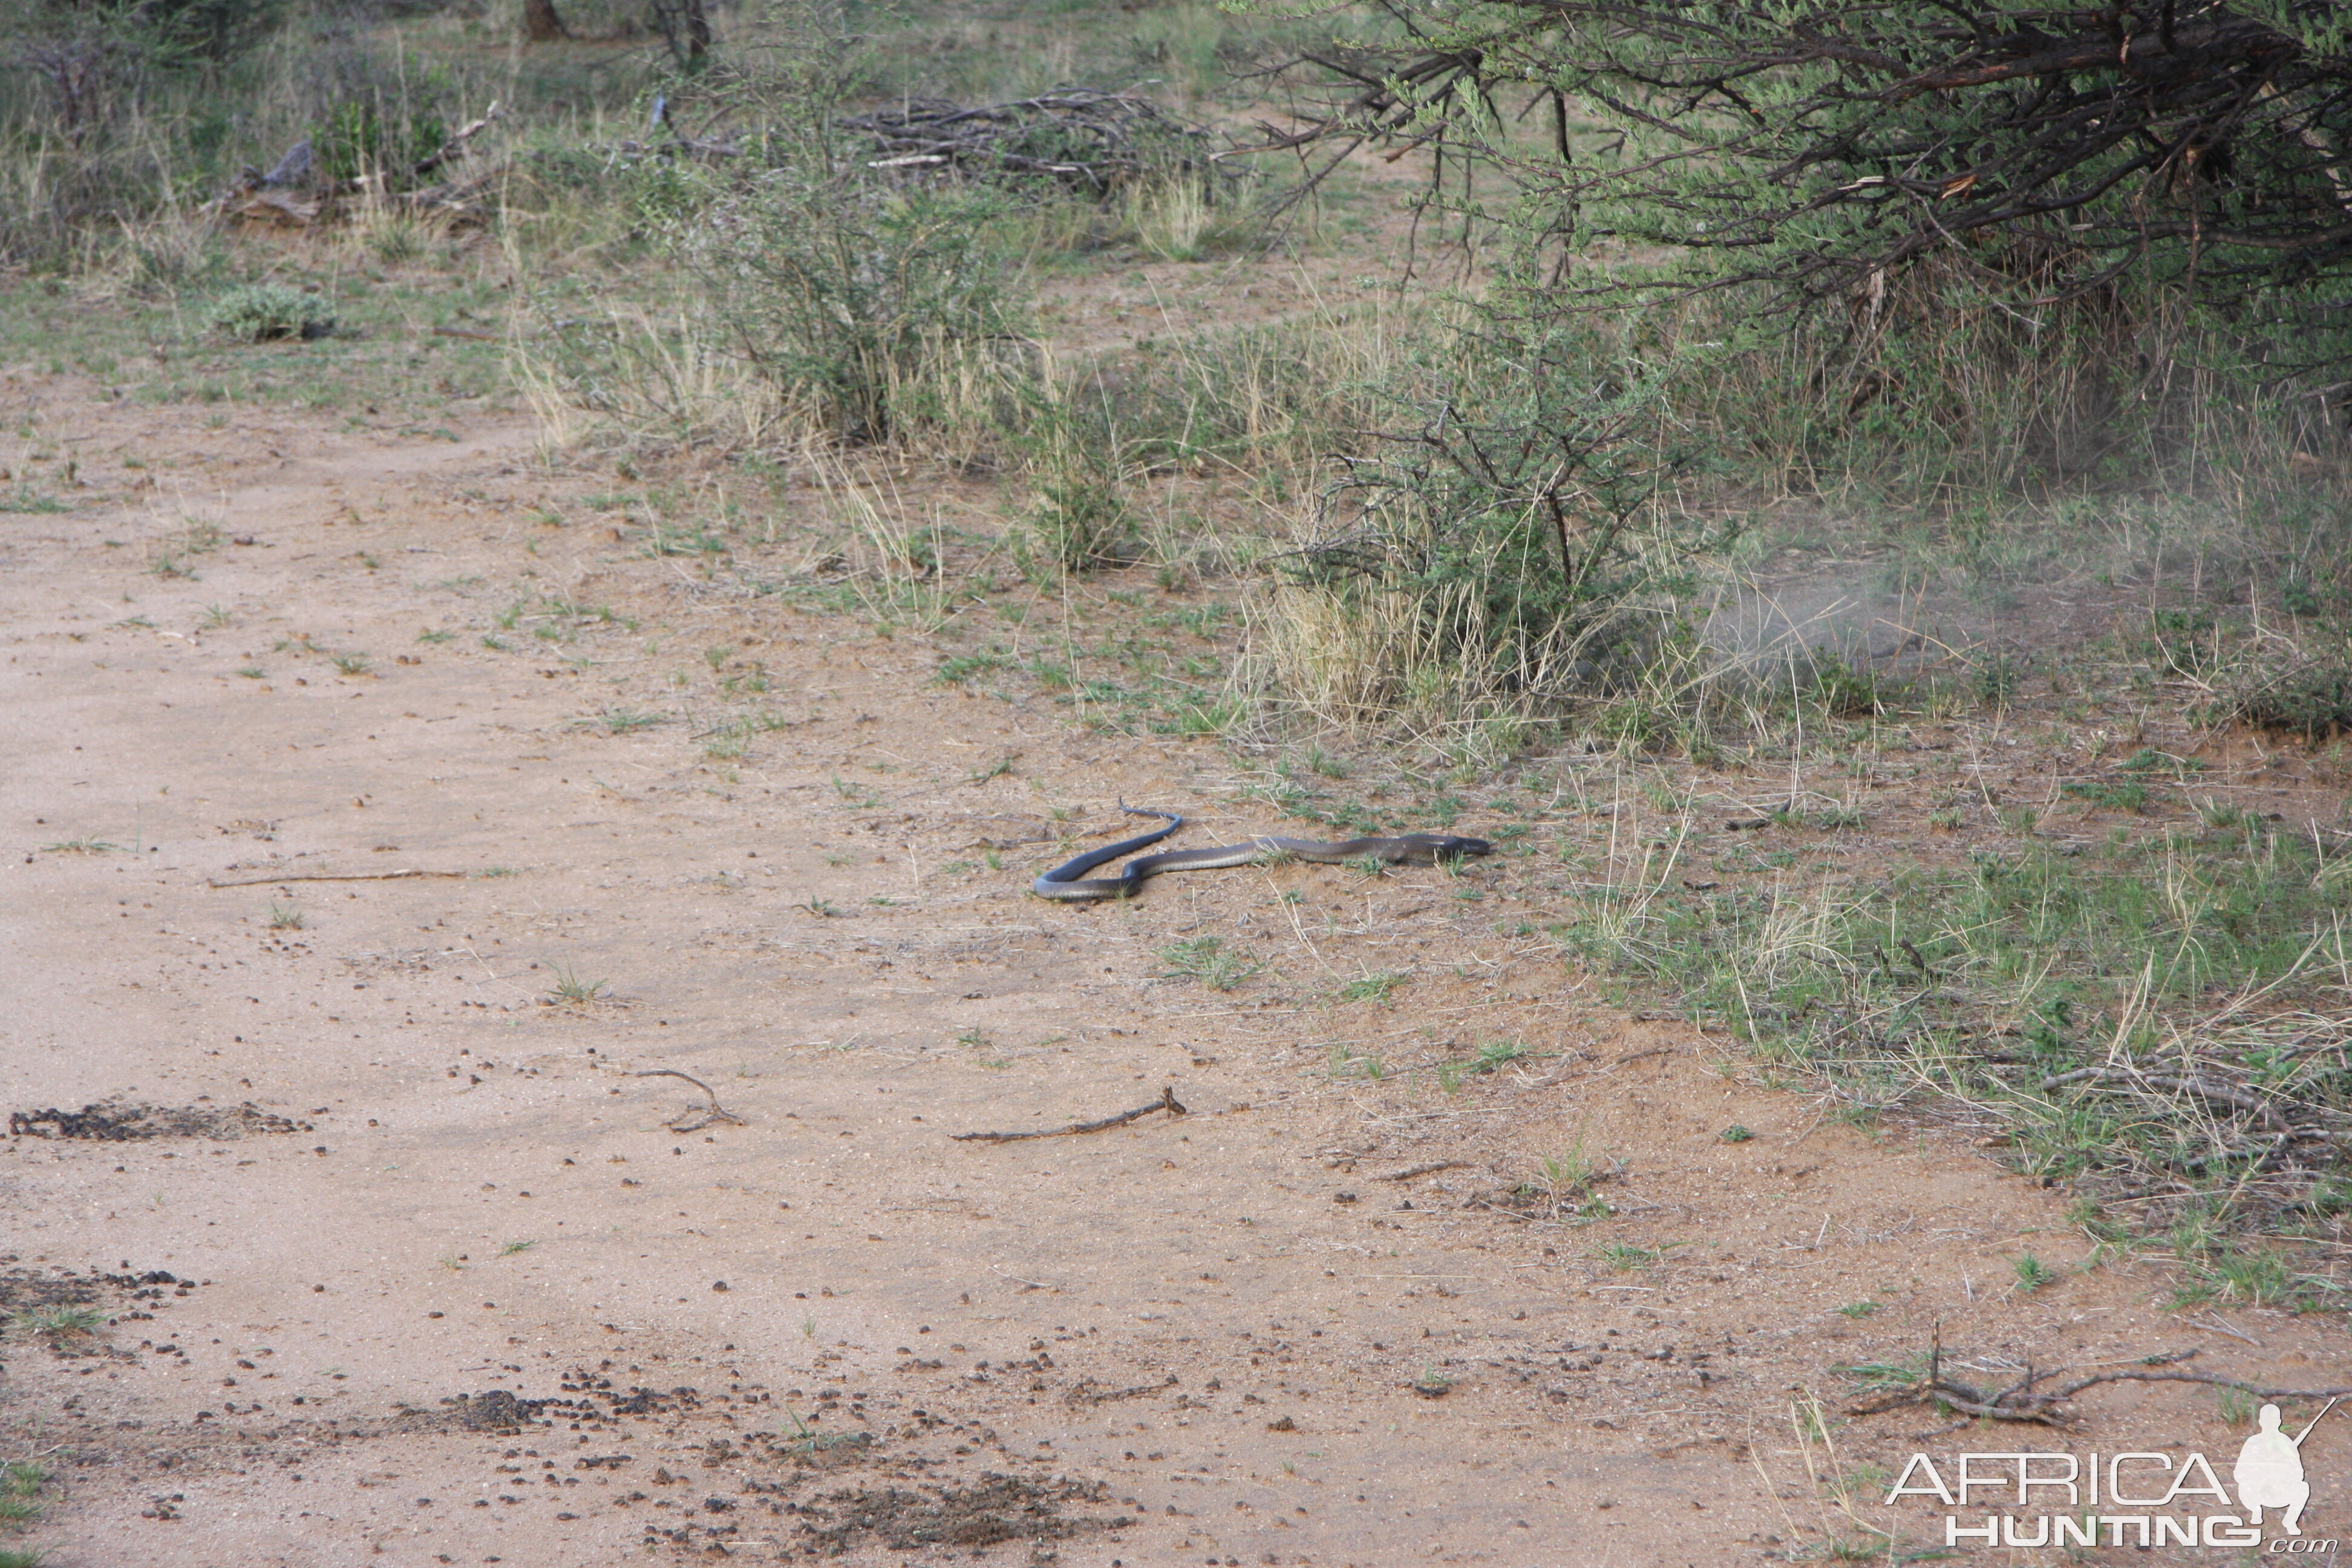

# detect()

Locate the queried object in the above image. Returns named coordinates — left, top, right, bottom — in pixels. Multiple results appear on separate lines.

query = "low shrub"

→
left=206, top=282, right=332, bottom=341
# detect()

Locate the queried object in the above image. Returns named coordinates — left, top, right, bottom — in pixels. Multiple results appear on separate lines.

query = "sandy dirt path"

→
left=3, top=396, right=2345, bottom=1566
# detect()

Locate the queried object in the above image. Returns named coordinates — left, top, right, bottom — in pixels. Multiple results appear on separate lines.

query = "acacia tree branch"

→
left=1252, top=1, right=2352, bottom=334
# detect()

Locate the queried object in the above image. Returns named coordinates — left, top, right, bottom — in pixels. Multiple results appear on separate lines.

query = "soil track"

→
left=3, top=391, right=2347, bottom=1566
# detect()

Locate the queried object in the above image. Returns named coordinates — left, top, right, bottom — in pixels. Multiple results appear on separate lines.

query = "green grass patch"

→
left=1558, top=810, right=2352, bottom=1270
left=1336, top=969, right=1406, bottom=1004
left=1157, top=935, right=1264, bottom=991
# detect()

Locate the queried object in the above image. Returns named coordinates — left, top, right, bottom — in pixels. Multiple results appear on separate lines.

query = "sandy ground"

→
left=4, top=388, right=2349, bottom=1567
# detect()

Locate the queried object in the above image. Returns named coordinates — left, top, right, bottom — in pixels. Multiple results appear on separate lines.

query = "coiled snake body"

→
left=1031, top=805, right=1492, bottom=901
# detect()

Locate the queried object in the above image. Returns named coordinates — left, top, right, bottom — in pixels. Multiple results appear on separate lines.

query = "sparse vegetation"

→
left=5, top=5, right=2352, bottom=1537
left=1572, top=806, right=2352, bottom=1258
left=0, top=1458, right=48, bottom=1538
left=543, top=962, right=609, bottom=1007
left=1155, top=935, right=1263, bottom=992
left=13, top=1304, right=101, bottom=1341
left=599, top=708, right=661, bottom=735
left=1336, top=969, right=1405, bottom=1005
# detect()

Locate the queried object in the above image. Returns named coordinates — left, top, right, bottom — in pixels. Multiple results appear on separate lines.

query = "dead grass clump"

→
left=514, top=292, right=788, bottom=457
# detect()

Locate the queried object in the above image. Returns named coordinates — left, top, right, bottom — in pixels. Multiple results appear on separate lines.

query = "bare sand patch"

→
left=2, top=391, right=2342, bottom=1567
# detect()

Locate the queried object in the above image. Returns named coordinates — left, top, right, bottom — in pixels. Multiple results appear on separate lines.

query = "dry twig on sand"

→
left=1376, top=1159, right=1470, bottom=1181
left=207, top=867, right=472, bottom=888
left=1849, top=1331, right=2352, bottom=1423
left=633, top=1068, right=745, bottom=1133
left=952, top=1085, right=1186, bottom=1143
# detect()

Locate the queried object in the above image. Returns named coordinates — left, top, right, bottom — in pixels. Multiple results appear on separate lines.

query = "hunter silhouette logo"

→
left=2239, top=1400, right=2337, bottom=1536
left=1885, top=1399, right=2339, bottom=1550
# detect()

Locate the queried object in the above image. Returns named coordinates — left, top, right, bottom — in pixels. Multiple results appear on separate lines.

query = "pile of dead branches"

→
left=215, top=103, right=506, bottom=229
left=838, top=88, right=1229, bottom=196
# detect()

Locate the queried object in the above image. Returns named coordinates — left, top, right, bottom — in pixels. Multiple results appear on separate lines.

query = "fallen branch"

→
left=387, top=161, right=511, bottom=218
left=1849, top=1330, right=2352, bottom=1423
left=394, top=102, right=505, bottom=185
left=633, top=1068, right=745, bottom=1133
left=2184, top=1313, right=2264, bottom=1347
left=952, top=1084, right=1186, bottom=1143
left=2048, top=1368, right=2352, bottom=1402
left=220, top=104, right=506, bottom=221
left=2041, top=1067, right=2293, bottom=1132
left=614, top=93, right=742, bottom=161
left=206, top=867, right=473, bottom=889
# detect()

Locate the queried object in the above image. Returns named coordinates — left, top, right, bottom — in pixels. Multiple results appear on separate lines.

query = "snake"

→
left=1030, top=804, right=1493, bottom=901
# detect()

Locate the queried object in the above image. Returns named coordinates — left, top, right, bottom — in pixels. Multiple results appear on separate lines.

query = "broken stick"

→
left=633, top=1068, right=745, bottom=1133
left=1847, top=1327, right=2352, bottom=1423
left=207, top=867, right=474, bottom=889
left=2040, top=1066, right=2293, bottom=1132
left=952, top=1084, right=1186, bottom=1143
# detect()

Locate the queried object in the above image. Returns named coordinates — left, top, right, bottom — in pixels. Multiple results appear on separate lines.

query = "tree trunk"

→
left=652, top=0, right=709, bottom=67
left=522, top=0, right=568, bottom=43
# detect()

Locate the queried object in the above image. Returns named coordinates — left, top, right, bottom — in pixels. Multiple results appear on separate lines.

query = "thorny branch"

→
left=1255, top=3, right=2352, bottom=324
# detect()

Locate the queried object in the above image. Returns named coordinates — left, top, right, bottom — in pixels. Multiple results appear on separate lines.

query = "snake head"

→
left=1399, top=833, right=1491, bottom=861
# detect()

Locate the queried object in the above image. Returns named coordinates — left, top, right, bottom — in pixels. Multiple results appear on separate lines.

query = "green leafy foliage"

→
left=205, top=283, right=332, bottom=342
left=685, top=171, right=1024, bottom=444
left=1256, top=2, right=2352, bottom=509
left=1271, top=4, right=2352, bottom=345
left=1272, top=313, right=1723, bottom=720
left=316, top=99, right=446, bottom=183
